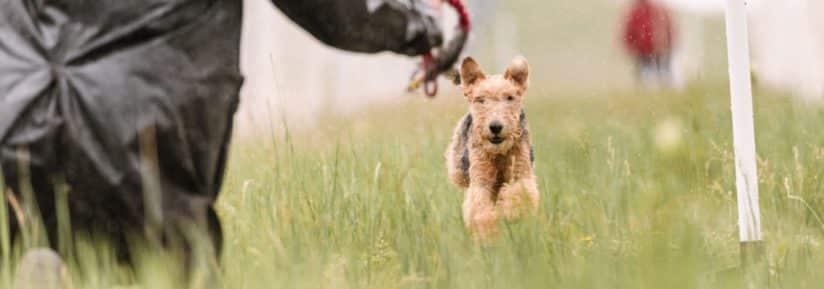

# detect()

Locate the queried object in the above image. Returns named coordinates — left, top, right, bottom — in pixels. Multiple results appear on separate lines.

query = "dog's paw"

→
left=497, top=180, right=539, bottom=221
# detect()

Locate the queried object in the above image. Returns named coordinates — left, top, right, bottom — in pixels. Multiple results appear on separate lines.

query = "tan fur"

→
left=445, top=56, right=540, bottom=239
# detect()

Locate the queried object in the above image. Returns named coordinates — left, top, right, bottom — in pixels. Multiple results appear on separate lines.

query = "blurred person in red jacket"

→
left=622, top=0, right=676, bottom=85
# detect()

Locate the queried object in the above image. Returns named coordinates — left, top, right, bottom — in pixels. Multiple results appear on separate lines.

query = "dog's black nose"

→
left=489, top=122, right=503, bottom=134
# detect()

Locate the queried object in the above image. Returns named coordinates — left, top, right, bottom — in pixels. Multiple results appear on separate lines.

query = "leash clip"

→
left=408, top=53, right=438, bottom=97
left=406, top=0, right=471, bottom=98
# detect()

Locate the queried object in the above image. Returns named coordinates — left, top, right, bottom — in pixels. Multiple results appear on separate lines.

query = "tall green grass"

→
left=217, top=83, right=824, bottom=289
left=3, top=83, right=824, bottom=288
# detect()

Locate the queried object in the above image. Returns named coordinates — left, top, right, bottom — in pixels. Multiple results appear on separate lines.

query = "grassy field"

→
left=4, top=83, right=824, bottom=288
left=218, top=83, right=824, bottom=289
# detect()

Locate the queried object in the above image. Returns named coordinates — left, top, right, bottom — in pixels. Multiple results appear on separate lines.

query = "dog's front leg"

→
left=498, top=177, right=539, bottom=220
left=463, top=185, right=498, bottom=239
left=498, top=137, right=540, bottom=220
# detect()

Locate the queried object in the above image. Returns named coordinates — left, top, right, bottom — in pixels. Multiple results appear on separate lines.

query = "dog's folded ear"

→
left=504, top=56, right=529, bottom=91
left=460, top=57, right=486, bottom=88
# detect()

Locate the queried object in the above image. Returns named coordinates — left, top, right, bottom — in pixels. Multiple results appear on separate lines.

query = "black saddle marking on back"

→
left=519, top=110, right=535, bottom=164
left=460, top=113, right=473, bottom=140
left=459, top=114, right=473, bottom=180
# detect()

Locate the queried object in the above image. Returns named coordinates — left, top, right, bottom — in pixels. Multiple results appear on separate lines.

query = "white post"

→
left=724, top=0, right=763, bottom=263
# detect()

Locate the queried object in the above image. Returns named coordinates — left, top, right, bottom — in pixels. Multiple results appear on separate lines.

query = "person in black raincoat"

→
left=0, top=0, right=446, bottom=263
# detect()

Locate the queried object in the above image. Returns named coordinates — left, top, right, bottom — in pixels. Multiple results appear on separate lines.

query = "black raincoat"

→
left=0, top=0, right=442, bottom=257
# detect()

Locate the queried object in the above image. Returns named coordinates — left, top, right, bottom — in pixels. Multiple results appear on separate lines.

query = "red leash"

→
left=413, top=0, right=471, bottom=97
left=447, top=0, right=471, bottom=31
left=421, top=52, right=438, bottom=96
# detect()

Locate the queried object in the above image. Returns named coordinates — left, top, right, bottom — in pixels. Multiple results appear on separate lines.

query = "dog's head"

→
left=460, top=56, right=529, bottom=154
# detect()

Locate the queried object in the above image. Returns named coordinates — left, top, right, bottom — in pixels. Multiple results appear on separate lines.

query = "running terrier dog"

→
left=445, top=56, right=539, bottom=238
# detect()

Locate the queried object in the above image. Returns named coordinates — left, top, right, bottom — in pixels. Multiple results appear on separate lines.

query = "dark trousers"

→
left=634, top=53, right=672, bottom=82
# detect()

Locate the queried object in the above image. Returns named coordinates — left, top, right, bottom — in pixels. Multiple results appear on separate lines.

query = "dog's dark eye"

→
left=474, top=97, right=485, bottom=104
left=506, top=95, right=515, bottom=102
